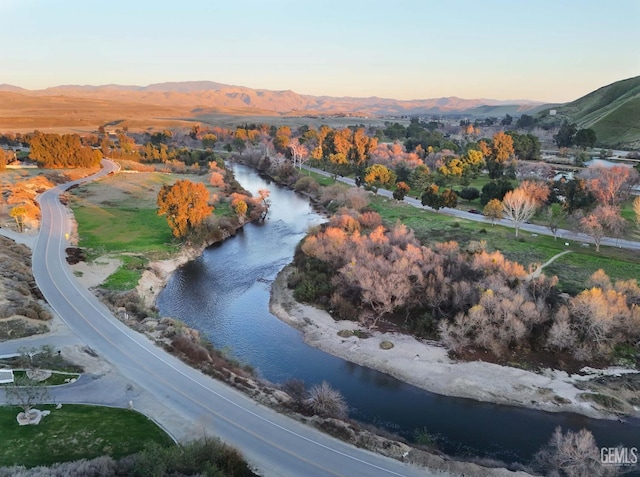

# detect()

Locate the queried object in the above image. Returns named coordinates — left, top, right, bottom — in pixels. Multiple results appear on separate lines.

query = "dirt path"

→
left=524, top=250, right=572, bottom=281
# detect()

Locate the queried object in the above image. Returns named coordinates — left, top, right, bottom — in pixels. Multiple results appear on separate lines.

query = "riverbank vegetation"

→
left=68, top=157, right=265, bottom=291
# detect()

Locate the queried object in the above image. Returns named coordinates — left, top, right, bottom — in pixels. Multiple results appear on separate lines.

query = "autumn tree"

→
left=441, top=188, right=458, bottom=208
left=502, top=188, right=537, bottom=237
left=349, top=127, right=377, bottom=167
left=157, top=180, right=213, bottom=238
left=234, top=200, right=248, bottom=223
left=483, top=199, right=503, bottom=225
left=28, top=132, right=102, bottom=168
left=421, top=184, right=444, bottom=211
left=481, top=132, right=515, bottom=179
left=518, top=180, right=550, bottom=207
left=201, top=133, right=217, bottom=149
left=581, top=165, right=639, bottom=206
left=0, top=148, right=6, bottom=170
left=10, top=205, right=27, bottom=232
left=364, top=164, right=396, bottom=194
left=579, top=205, right=625, bottom=252
left=392, top=181, right=410, bottom=201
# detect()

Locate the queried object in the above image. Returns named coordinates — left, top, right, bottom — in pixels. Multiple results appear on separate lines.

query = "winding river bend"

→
left=158, top=163, right=639, bottom=466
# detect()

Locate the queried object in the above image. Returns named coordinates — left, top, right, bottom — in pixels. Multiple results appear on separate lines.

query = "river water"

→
left=157, top=163, right=639, bottom=467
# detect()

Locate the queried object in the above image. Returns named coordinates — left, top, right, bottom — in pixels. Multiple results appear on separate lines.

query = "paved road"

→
left=13, top=160, right=436, bottom=477
left=305, top=166, right=640, bottom=251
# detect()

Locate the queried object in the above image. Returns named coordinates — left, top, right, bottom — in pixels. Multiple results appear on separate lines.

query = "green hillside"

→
left=537, top=75, right=640, bottom=149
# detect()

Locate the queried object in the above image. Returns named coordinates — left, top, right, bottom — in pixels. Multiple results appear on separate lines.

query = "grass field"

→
left=368, top=195, right=640, bottom=294
left=72, top=206, right=176, bottom=256
left=0, top=405, right=173, bottom=468
left=69, top=170, right=233, bottom=290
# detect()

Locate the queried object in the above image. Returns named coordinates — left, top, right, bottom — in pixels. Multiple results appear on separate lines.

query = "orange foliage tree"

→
left=581, top=165, right=640, bottom=206
left=157, top=180, right=213, bottom=238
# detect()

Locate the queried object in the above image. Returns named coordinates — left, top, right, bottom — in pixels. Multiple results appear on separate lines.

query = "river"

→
left=157, top=163, right=639, bottom=468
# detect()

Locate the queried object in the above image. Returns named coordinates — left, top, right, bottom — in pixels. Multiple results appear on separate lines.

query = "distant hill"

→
left=5, top=81, right=543, bottom=117
left=536, top=75, right=640, bottom=149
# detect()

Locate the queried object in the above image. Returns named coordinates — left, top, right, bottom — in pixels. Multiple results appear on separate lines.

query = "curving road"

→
left=305, top=166, right=640, bottom=251
left=24, top=160, right=435, bottom=477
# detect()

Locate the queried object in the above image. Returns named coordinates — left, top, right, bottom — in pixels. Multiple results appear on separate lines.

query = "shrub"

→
left=171, top=335, right=211, bottom=363
left=306, top=381, right=348, bottom=418
left=281, top=378, right=307, bottom=403
left=532, top=426, right=616, bottom=477
left=358, top=211, right=382, bottom=229
left=329, top=292, right=358, bottom=321
left=293, top=176, right=319, bottom=194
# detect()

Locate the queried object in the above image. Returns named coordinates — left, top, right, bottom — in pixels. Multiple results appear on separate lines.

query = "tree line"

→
left=28, top=132, right=102, bottom=168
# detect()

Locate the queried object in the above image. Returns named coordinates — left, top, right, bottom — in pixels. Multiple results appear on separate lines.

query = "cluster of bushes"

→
left=28, top=133, right=102, bottom=169
left=0, top=438, right=256, bottom=477
left=291, top=208, right=640, bottom=367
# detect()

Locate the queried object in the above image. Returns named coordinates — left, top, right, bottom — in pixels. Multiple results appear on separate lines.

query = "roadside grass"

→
left=101, top=254, right=148, bottom=291
left=307, top=170, right=336, bottom=186
left=0, top=404, right=174, bottom=468
left=368, top=195, right=640, bottom=294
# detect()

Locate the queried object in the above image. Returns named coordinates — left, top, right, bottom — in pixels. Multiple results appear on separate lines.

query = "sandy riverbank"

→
left=270, top=265, right=639, bottom=420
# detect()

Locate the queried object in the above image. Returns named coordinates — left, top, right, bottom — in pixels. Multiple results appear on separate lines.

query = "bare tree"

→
left=579, top=205, right=625, bottom=252
left=5, top=375, right=50, bottom=415
left=545, top=206, right=567, bottom=240
left=533, top=426, right=618, bottom=477
left=288, top=138, right=309, bottom=170
left=633, top=196, right=640, bottom=229
left=502, top=188, right=537, bottom=237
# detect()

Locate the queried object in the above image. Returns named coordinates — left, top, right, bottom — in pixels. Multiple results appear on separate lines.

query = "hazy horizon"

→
left=1, top=0, right=638, bottom=103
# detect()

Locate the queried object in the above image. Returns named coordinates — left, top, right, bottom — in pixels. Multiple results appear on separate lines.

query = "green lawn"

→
left=368, top=195, right=640, bottom=294
left=306, top=170, right=337, bottom=186
left=0, top=405, right=174, bottom=467
left=102, top=254, right=148, bottom=291
left=72, top=206, right=175, bottom=256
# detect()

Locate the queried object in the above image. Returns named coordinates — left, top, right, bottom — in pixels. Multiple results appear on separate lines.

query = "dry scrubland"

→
left=0, top=237, right=51, bottom=340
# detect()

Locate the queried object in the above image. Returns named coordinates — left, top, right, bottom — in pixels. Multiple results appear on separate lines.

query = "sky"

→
left=1, top=0, right=638, bottom=103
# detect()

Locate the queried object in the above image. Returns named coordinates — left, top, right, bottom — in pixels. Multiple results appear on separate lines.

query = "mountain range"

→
left=0, top=81, right=544, bottom=122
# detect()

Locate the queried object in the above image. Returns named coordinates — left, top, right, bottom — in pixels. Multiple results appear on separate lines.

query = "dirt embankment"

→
left=0, top=236, right=53, bottom=341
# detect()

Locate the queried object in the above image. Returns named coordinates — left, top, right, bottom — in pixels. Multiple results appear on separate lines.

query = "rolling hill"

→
left=0, top=81, right=545, bottom=132
left=536, top=75, right=640, bottom=149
